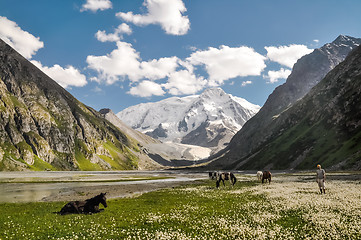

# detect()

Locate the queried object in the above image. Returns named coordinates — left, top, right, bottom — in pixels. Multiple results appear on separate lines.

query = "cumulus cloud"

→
left=81, top=0, right=112, bottom=12
left=0, top=16, right=44, bottom=59
left=140, top=57, right=179, bottom=80
left=95, top=23, right=132, bottom=42
left=265, top=44, right=313, bottom=68
left=31, top=60, right=87, bottom=88
left=87, top=40, right=313, bottom=97
left=241, top=80, right=252, bottom=87
left=128, top=80, right=165, bottom=97
left=313, top=39, right=319, bottom=43
left=87, top=41, right=142, bottom=83
left=187, top=45, right=267, bottom=86
left=265, top=68, right=291, bottom=83
left=87, top=41, right=182, bottom=84
left=86, top=40, right=206, bottom=96
left=116, top=0, right=190, bottom=35
left=163, top=70, right=207, bottom=95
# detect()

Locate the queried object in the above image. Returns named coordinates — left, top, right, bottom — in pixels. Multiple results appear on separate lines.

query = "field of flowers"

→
left=0, top=172, right=360, bottom=239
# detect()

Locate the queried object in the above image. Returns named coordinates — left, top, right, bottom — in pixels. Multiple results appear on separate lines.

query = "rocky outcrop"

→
left=0, top=39, right=141, bottom=171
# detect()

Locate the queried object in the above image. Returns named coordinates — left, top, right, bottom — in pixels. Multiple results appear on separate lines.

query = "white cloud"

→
left=81, top=0, right=112, bottom=12
left=95, top=23, right=132, bottom=42
left=313, top=39, right=319, bottom=43
left=163, top=69, right=206, bottom=95
left=241, top=80, right=252, bottom=87
left=265, top=68, right=291, bottom=84
left=31, top=60, right=87, bottom=88
left=87, top=42, right=273, bottom=97
left=140, top=57, right=179, bottom=80
left=116, top=0, right=190, bottom=35
left=87, top=40, right=313, bottom=97
left=87, top=41, right=182, bottom=84
left=128, top=80, right=165, bottom=97
left=187, top=45, right=267, bottom=86
left=0, top=16, right=44, bottom=59
left=265, top=44, right=313, bottom=68
left=86, top=41, right=142, bottom=83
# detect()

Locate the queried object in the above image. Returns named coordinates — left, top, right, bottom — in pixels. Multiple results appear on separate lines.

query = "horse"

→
left=216, top=172, right=237, bottom=188
left=58, top=193, right=107, bottom=215
left=257, top=171, right=263, bottom=182
left=209, top=171, right=219, bottom=180
left=262, top=171, right=271, bottom=184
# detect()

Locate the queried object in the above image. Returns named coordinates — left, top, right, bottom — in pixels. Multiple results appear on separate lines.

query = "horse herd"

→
left=209, top=170, right=272, bottom=188
left=58, top=171, right=271, bottom=215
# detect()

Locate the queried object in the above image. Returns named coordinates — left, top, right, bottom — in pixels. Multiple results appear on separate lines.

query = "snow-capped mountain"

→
left=117, top=88, right=260, bottom=153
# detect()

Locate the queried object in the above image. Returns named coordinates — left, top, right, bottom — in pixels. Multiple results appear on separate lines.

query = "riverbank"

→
left=0, top=171, right=208, bottom=202
left=1, top=172, right=360, bottom=239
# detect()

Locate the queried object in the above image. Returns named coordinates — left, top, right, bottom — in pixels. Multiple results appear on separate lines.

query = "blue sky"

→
left=1, top=0, right=361, bottom=113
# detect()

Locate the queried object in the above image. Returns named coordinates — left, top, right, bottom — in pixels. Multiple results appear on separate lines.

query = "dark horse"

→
left=262, top=171, right=272, bottom=184
left=216, top=172, right=237, bottom=188
left=209, top=171, right=219, bottom=180
left=59, top=193, right=107, bottom=215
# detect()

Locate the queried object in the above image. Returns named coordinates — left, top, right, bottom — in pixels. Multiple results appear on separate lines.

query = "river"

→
left=0, top=171, right=208, bottom=203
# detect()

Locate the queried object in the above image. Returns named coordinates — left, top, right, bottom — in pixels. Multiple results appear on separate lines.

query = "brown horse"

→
left=216, top=172, right=237, bottom=188
left=59, top=193, right=107, bottom=215
left=262, top=171, right=271, bottom=184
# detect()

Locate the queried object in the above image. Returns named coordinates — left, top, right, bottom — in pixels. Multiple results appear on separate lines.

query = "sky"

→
left=1, top=0, right=361, bottom=113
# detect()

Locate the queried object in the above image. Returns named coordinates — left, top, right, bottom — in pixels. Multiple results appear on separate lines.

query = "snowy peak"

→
left=199, top=87, right=227, bottom=99
left=332, top=35, right=360, bottom=47
left=319, top=35, right=361, bottom=68
left=117, top=88, right=260, bottom=152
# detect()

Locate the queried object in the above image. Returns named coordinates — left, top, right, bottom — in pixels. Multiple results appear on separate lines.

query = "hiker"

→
left=316, top=164, right=326, bottom=194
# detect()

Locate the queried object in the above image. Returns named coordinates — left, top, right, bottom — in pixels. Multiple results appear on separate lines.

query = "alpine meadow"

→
left=0, top=0, right=361, bottom=239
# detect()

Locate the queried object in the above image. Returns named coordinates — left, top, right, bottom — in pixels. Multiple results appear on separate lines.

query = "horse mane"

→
left=86, top=193, right=101, bottom=202
left=86, top=193, right=106, bottom=204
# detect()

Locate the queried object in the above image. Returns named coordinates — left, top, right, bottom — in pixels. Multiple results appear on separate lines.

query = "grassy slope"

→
left=238, top=117, right=361, bottom=170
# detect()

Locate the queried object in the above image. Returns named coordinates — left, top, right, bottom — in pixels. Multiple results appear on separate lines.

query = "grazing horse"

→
left=59, top=193, right=107, bottom=215
left=257, top=171, right=263, bottom=182
left=262, top=171, right=272, bottom=184
left=216, top=172, right=237, bottom=188
left=209, top=171, right=219, bottom=180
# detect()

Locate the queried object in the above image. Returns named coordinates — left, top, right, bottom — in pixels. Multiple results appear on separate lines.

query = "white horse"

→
left=257, top=171, right=263, bottom=182
left=216, top=172, right=237, bottom=188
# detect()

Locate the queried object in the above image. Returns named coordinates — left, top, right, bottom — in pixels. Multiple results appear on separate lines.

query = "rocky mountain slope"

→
left=0, top=39, right=153, bottom=171
left=209, top=36, right=361, bottom=170
left=117, top=88, right=260, bottom=154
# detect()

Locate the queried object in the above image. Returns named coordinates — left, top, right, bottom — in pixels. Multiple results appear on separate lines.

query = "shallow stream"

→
left=0, top=171, right=207, bottom=202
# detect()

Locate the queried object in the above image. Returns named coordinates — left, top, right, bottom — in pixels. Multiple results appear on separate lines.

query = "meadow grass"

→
left=0, top=174, right=360, bottom=239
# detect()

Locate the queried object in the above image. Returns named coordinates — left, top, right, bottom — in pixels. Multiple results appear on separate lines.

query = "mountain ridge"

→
left=207, top=35, right=361, bottom=170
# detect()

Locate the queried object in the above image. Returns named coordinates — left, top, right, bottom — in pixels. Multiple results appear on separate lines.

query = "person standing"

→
left=316, top=164, right=326, bottom=194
